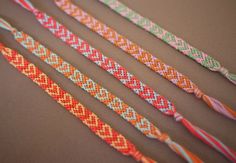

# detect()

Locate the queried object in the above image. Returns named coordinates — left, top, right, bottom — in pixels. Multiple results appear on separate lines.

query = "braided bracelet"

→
left=0, top=18, right=202, bottom=163
left=0, top=43, right=156, bottom=163
left=53, top=0, right=236, bottom=121
left=11, top=1, right=236, bottom=161
left=98, top=0, right=236, bottom=85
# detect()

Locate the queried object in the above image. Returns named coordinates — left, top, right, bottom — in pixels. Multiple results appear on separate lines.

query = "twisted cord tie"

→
left=193, top=88, right=203, bottom=99
left=219, top=67, right=229, bottom=76
left=193, top=88, right=236, bottom=120
left=15, top=0, right=39, bottom=14
left=52, top=0, right=236, bottom=121
left=171, top=112, right=236, bottom=162
left=180, top=118, right=236, bottom=162
left=159, top=133, right=172, bottom=144
left=174, top=112, right=184, bottom=122
left=217, top=66, right=236, bottom=85
left=202, top=95, right=236, bottom=120
left=0, top=18, right=17, bottom=32
left=158, top=133, right=203, bottom=163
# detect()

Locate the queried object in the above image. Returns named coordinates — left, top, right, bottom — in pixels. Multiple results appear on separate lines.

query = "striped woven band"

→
left=98, top=0, right=236, bottom=85
left=0, top=43, right=156, bottom=163
left=53, top=0, right=236, bottom=121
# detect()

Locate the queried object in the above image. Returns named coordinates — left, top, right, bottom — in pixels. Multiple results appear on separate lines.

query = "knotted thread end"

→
left=193, top=88, right=203, bottom=99
left=130, top=150, right=156, bottom=163
left=216, top=66, right=236, bottom=85
left=14, top=0, right=39, bottom=14
left=174, top=112, right=183, bottom=122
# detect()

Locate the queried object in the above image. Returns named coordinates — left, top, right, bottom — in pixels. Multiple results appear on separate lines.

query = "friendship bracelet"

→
left=12, top=1, right=236, bottom=161
left=0, top=18, right=202, bottom=163
left=98, top=0, right=236, bottom=85
left=54, top=0, right=236, bottom=121
left=0, top=43, right=156, bottom=163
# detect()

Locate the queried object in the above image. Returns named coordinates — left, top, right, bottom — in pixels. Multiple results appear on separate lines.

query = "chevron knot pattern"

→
left=98, top=0, right=236, bottom=85
left=13, top=29, right=197, bottom=157
left=55, top=0, right=198, bottom=93
left=0, top=44, right=156, bottom=163
left=12, top=0, right=236, bottom=161
left=35, top=4, right=178, bottom=115
left=0, top=17, right=203, bottom=162
left=53, top=0, right=236, bottom=121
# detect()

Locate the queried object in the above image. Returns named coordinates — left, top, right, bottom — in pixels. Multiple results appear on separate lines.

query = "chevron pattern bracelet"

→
left=0, top=18, right=203, bottom=163
left=53, top=0, right=236, bottom=121
left=0, top=43, right=156, bottom=163
left=98, top=0, right=236, bottom=85
left=8, top=0, right=236, bottom=161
